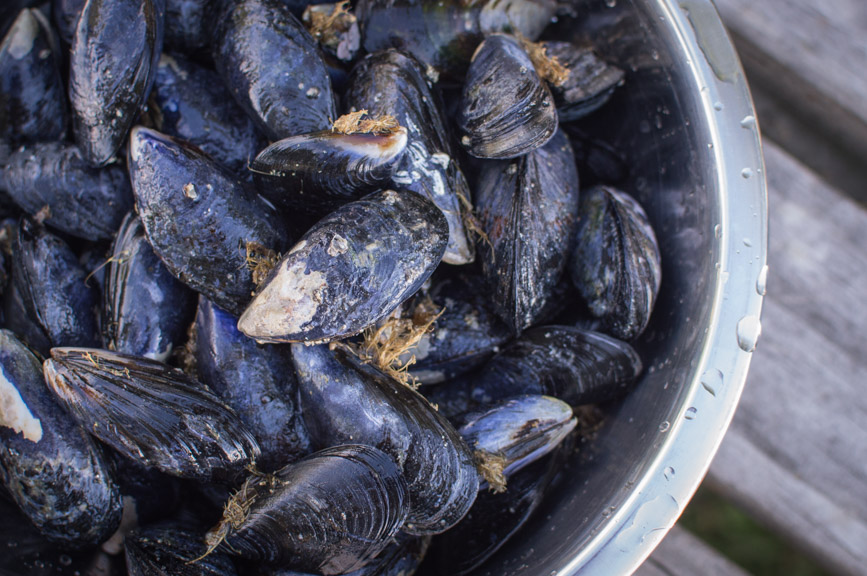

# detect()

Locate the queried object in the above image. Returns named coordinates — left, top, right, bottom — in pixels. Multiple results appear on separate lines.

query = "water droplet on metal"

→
left=756, top=264, right=769, bottom=296
left=713, top=101, right=723, bottom=111
left=743, top=237, right=752, bottom=247
left=658, top=421, right=671, bottom=433
left=700, top=368, right=722, bottom=396
left=736, top=315, right=762, bottom=352
left=664, top=466, right=675, bottom=480
left=740, top=115, right=756, bottom=128
left=714, top=224, right=721, bottom=239
left=741, top=167, right=753, bottom=179
left=684, top=407, right=697, bottom=420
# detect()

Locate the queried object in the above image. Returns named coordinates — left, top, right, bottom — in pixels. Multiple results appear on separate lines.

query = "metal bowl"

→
left=471, top=0, right=767, bottom=574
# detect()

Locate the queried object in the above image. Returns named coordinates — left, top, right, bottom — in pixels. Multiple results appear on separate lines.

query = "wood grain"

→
left=704, top=141, right=867, bottom=575
left=639, top=525, right=750, bottom=576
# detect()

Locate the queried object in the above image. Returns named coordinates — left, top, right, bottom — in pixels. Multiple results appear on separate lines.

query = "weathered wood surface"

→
left=703, top=141, right=867, bottom=576
left=712, top=0, right=867, bottom=201
left=636, top=525, right=749, bottom=576
left=642, top=140, right=867, bottom=575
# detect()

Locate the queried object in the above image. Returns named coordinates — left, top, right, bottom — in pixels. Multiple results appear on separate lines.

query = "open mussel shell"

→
left=238, top=189, right=447, bottom=344
left=128, top=126, right=291, bottom=316
left=1, top=141, right=134, bottom=241
left=152, top=52, right=263, bottom=174
left=213, top=0, right=336, bottom=141
left=470, top=325, right=644, bottom=408
left=459, top=395, right=577, bottom=485
left=346, top=49, right=474, bottom=265
left=125, top=526, right=238, bottom=576
left=0, top=330, right=123, bottom=547
left=356, top=0, right=556, bottom=81
left=250, top=125, right=408, bottom=221
left=103, top=212, right=197, bottom=360
left=0, top=8, right=66, bottom=161
left=458, top=34, right=558, bottom=159
left=70, top=0, right=165, bottom=166
left=195, top=296, right=311, bottom=472
left=475, top=128, right=580, bottom=335
left=43, top=347, right=261, bottom=483
left=569, top=185, right=662, bottom=341
left=213, top=444, right=409, bottom=575
left=292, top=343, right=480, bottom=535
left=540, top=41, right=625, bottom=122
left=12, top=218, right=101, bottom=349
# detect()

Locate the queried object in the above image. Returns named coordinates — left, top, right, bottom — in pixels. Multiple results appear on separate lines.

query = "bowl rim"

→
left=559, top=0, right=768, bottom=573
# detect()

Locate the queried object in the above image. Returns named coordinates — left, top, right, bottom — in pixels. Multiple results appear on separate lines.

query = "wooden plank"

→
left=637, top=525, right=749, bottom=576
left=712, top=0, right=867, bottom=201
left=704, top=141, right=867, bottom=576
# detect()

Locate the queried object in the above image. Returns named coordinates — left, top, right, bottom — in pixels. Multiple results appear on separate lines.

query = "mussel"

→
left=43, top=347, right=261, bottom=483
left=103, top=212, right=196, bottom=360
left=474, top=128, right=580, bottom=335
left=125, top=526, right=238, bottom=576
left=292, top=343, right=479, bottom=534
left=0, top=330, right=123, bottom=547
left=458, top=34, right=558, bottom=159
left=127, top=126, right=291, bottom=316
left=69, top=0, right=164, bottom=166
left=213, top=0, right=336, bottom=141
left=250, top=114, right=408, bottom=221
left=195, top=296, right=311, bottom=471
left=569, top=185, right=662, bottom=341
left=0, top=8, right=66, bottom=162
left=1, top=141, right=134, bottom=241
left=12, top=218, right=101, bottom=350
left=211, top=444, right=409, bottom=575
left=540, top=41, right=625, bottom=122
left=238, top=189, right=447, bottom=344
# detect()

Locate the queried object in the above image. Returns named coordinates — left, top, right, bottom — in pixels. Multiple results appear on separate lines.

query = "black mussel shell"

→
left=213, top=0, right=336, bottom=141
left=1, top=141, right=134, bottom=241
left=569, top=185, right=662, bottom=341
left=152, top=53, right=262, bottom=174
left=2, top=273, right=53, bottom=355
left=195, top=296, right=311, bottom=472
left=0, top=9, right=66, bottom=161
left=103, top=212, right=197, bottom=360
left=356, top=0, right=556, bottom=81
left=404, top=272, right=511, bottom=385
left=292, top=343, right=479, bottom=535
left=458, top=395, right=576, bottom=485
left=430, top=450, right=563, bottom=575
left=540, top=41, right=625, bottom=122
left=43, top=347, right=261, bottom=483
left=346, top=49, right=474, bottom=265
left=70, top=0, right=165, bottom=166
left=125, top=526, right=238, bottom=576
left=272, top=533, right=430, bottom=576
left=475, top=128, right=580, bottom=335
left=12, top=218, right=101, bottom=349
left=215, top=444, right=409, bottom=575
left=0, top=330, right=123, bottom=547
left=128, top=126, right=291, bottom=316
left=471, top=325, right=643, bottom=407
left=250, top=125, right=408, bottom=221
left=458, top=34, right=557, bottom=159
left=238, top=189, right=447, bottom=344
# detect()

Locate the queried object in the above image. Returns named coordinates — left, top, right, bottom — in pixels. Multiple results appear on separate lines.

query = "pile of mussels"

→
left=0, top=0, right=663, bottom=574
